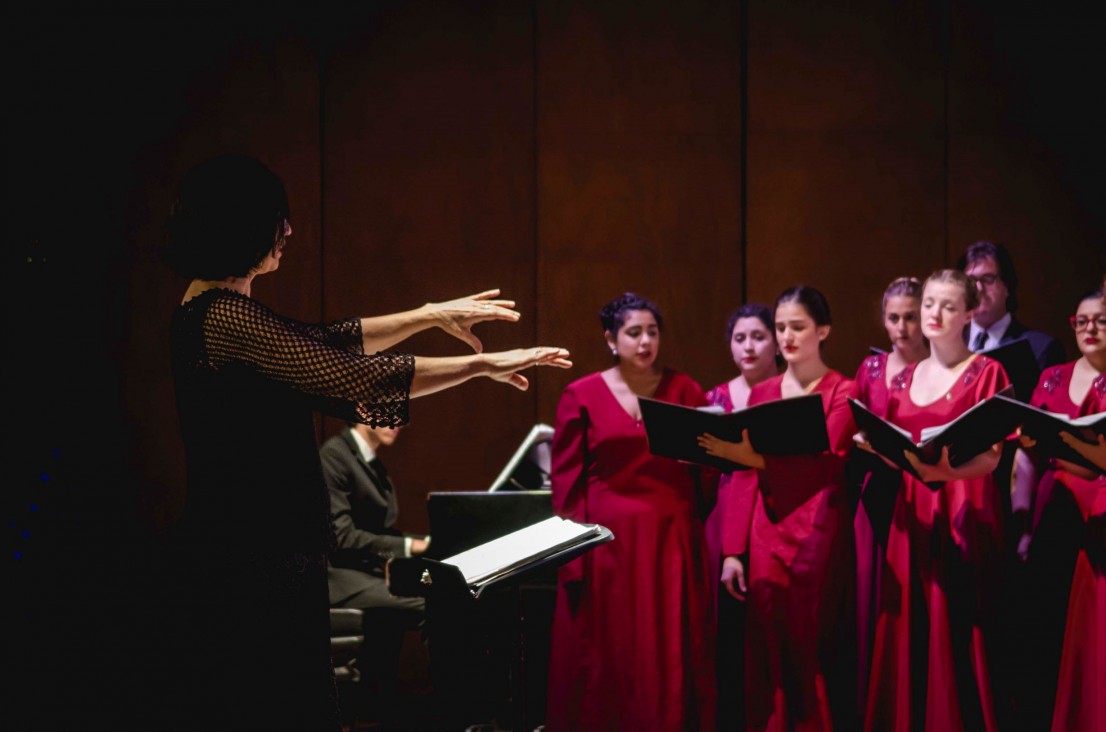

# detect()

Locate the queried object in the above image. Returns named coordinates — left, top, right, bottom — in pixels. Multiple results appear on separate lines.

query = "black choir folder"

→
left=387, top=516, right=613, bottom=600
left=848, top=385, right=1017, bottom=486
left=979, top=337, right=1039, bottom=401
left=638, top=393, right=830, bottom=472
left=995, top=395, right=1106, bottom=475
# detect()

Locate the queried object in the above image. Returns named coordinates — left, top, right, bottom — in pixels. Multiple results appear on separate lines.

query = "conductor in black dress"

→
left=161, top=153, right=572, bottom=730
left=323, top=421, right=428, bottom=720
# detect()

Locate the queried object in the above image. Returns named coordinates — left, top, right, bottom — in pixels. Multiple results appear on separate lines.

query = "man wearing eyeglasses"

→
left=958, top=240, right=1066, bottom=372
left=958, top=240, right=1069, bottom=732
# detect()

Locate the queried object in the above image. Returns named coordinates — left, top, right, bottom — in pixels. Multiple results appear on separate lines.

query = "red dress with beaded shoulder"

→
left=726, top=370, right=858, bottom=732
left=1040, top=365, right=1106, bottom=732
left=864, top=356, right=1010, bottom=732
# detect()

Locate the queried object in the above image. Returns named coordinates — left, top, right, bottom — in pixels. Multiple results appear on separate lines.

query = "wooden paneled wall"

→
left=9, top=2, right=1102, bottom=543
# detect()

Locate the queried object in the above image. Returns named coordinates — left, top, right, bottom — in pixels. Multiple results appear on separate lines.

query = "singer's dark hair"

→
left=599, top=292, right=664, bottom=334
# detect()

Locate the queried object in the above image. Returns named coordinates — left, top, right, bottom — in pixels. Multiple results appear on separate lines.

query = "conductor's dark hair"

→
left=163, top=154, right=291, bottom=280
left=957, top=240, right=1019, bottom=314
left=724, top=303, right=774, bottom=343
left=775, top=285, right=832, bottom=327
left=599, top=292, right=664, bottom=334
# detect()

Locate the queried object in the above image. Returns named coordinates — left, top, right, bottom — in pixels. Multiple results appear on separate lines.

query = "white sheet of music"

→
left=440, top=515, right=600, bottom=585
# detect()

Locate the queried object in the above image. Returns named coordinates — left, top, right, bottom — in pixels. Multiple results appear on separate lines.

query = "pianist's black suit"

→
left=320, top=429, right=424, bottom=718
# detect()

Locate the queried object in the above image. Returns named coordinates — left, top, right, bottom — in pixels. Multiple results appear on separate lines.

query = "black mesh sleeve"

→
left=299, top=318, right=365, bottom=354
left=200, top=293, right=413, bottom=427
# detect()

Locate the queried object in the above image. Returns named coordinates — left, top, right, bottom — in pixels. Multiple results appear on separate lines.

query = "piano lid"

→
left=426, top=490, right=553, bottom=560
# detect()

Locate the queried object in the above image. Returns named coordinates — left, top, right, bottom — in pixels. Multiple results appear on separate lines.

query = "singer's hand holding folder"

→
left=639, top=393, right=830, bottom=472
left=995, top=395, right=1106, bottom=474
left=848, top=385, right=1018, bottom=487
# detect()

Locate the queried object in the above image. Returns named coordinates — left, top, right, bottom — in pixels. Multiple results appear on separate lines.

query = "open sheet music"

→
left=639, top=393, right=830, bottom=472
left=440, top=516, right=612, bottom=589
left=849, top=385, right=1018, bottom=485
left=995, top=395, right=1106, bottom=474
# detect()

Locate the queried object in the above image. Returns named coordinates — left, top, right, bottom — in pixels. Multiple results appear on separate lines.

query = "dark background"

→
left=6, top=1, right=1103, bottom=727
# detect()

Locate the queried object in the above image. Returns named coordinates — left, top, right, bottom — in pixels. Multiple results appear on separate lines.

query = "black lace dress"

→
left=165, top=289, right=413, bottom=731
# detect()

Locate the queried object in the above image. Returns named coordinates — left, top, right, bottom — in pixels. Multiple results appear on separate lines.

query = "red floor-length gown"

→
left=1005, top=361, right=1104, bottom=729
left=546, top=369, right=717, bottom=732
left=1042, top=366, right=1106, bottom=732
left=865, top=356, right=1009, bottom=732
left=852, top=353, right=908, bottom=716
left=706, top=381, right=749, bottom=730
left=724, top=370, right=858, bottom=732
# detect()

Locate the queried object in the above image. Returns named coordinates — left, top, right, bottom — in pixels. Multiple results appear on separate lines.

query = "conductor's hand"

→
left=486, top=347, right=573, bottom=390
left=427, top=289, right=520, bottom=353
left=721, top=555, right=747, bottom=601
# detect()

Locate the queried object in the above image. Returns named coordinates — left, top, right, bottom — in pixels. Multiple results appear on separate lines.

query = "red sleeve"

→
left=686, top=377, right=708, bottom=407
left=677, top=374, right=722, bottom=502
left=550, top=382, right=591, bottom=584
left=1029, top=364, right=1058, bottom=409
left=828, top=377, right=861, bottom=454
left=854, top=357, right=872, bottom=406
left=719, top=378, right=774, bottom=556
left=550, top=382, right=589, bottom=521
left=1090, top=373, right=1106, bottom=414
left=721, top=470, right=757, bottom=556
left=971, top=359, right=1016, bottom=443
left=977, top=358, right=1012, bottom=400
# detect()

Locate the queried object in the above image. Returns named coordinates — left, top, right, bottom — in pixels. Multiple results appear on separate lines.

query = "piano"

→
left=421, top=425, right=559, bottom=732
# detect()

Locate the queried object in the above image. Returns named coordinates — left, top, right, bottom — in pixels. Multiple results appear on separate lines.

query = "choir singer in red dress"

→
left=703, top=303, right=780, bottom=730
left=699, top=285, right=858, bottom=732
left=851, top=276, right=927, bottom=716
left=861, top=269, right=1011, bottom=732
left=1011, top=286, right=1106, bottom=732
left=546, top=292, right=717, bottom=732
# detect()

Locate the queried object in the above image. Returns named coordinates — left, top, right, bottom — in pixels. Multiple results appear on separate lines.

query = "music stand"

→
left=487, top=423, right=553, bottom=492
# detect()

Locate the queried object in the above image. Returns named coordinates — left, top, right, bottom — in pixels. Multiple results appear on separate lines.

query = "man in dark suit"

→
left=957, top=241, right=1066, bottom=731
left=958, top=240, right=1065, bottom=374
left=322, top=421, right=428, bottom=726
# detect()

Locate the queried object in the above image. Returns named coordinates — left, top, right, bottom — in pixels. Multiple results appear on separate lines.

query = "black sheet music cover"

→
left=639, top=393, right=830, bottom=472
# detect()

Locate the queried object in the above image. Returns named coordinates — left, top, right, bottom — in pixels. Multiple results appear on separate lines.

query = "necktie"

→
left=972, top=330, right=988, bottom=351
left=368, top=457, right=390, bottom=487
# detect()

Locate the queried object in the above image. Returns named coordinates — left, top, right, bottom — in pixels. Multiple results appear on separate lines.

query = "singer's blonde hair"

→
left=923, top=269, right=981, bottom=311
